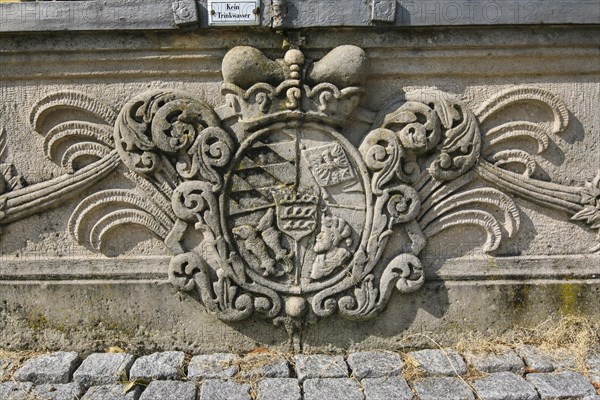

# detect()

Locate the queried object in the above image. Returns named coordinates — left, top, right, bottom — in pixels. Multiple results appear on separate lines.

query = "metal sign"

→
left=208, top=1, right=259, bottom=26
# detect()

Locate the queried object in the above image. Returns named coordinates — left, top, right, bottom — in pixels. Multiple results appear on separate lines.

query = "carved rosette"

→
left=0, top=45, right=598, bottom=336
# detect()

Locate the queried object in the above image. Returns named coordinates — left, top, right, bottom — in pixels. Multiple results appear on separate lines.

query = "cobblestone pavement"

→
left=1, top=347, right=598, bottom=400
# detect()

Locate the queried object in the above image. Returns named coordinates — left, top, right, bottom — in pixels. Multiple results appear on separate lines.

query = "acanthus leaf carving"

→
left=0, top=45, right=598, bottom=341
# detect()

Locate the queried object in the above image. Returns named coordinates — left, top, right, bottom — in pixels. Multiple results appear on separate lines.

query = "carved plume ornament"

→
left=0, top=45, right=598, bottom=334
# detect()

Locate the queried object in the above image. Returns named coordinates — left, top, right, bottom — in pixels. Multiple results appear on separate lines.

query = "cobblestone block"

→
left=80, top=384, right=141, bottom=400
left=347, top=351, right=403, bottom=380
left=139, top=380, right=197, bottom=400
left=407, top=349, right=467, bottom=376
left=362, top=376, right=413, bottom=400
left=473, top=372, right=538, bottom=400
left=199, top=379, right=251, bottom=400
left=547, top=349, right=578, bottom=370
left=73, top=353, right=135, bottom=388
left=238, top=355, right=289, bottom=379
left=31, top=383, right=84, bottom=400
left=303, top=378, right=364, bottom=400
left=256, top=378, right=301, bottom=400
left=188, top=353, right=238, bottom=380
left=586, top=352, right=600, bottom=385
left=412, top=377, right=475, bottom=400
left=527, top=371, right=596, bottom=399
left=13, top=352, right=79, bottom=385
left=293, top=355, right=348, bottom=382
left=465, top=350, right=524, bottom=374
left=129, top=352, right=184, bottom=381
left=0, top=382, right=33, bottom=399
left=517, top=346, right=555, bottom=373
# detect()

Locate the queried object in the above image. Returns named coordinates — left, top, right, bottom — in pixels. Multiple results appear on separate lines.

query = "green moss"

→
left=510, top=284, right=529, bottom=314
left=559, top=283, right=581, bottom=316
left=27, top=314, right=48, bottom=331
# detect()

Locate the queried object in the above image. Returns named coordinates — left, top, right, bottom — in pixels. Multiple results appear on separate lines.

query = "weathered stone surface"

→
left=546, top=349, right=578, bottom=371
left=81, top=384, right=141, bottom=400
left=256, top=378, right=301, bottom=400
left=586, top=352, right=600, bottom=385
left=347, top=351, right=403, bottom=379
left=0, top=358, right=14, bottom=381
left=73, top=353, right=135, bottom=388
left=238, top=355, right=289, bottom=379
left=517, top=346, right=555, bottom=373
left=222, top=46, right=286, bottom=90
left=293, top=355, right=348, bottom=382
left=412, top=377, right=475, bottom=400
left=139, top=380, right=197, bottom=400
left=31, top=383, right=84, bottom=400
left=199, top=379, right=251, bottom=400
left=473, top=372, right=538, bottom=400
left=465, top=350, right=524, bottom=374
left=306, top=45, right=369, bottom=88
left=13, top=352, right=79, bottom=385
left=0, top=382, right=33, bottom=399
left=303, top=378, right=364, bottom=400
left=407, top=349, right=467, bottom=376
left=129, top=352, right=184, bottom=381
left=526, top=371, right=596, bottom=399
left=362, top=376, right=413, bottom=400
left=188, top=353, right=238, bottom=380
left=0, top=27, right=598, bottom=354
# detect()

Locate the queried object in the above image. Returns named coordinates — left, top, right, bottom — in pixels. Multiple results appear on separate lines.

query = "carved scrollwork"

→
left=114, top=91, right=223, bottom=176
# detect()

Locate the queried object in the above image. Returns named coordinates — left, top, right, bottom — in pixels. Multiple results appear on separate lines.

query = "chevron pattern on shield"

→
left=229, top=132, right=297, bottom=216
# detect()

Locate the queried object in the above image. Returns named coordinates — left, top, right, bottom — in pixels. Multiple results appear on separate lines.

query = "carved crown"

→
left=219, top=45, right=369, bottom=126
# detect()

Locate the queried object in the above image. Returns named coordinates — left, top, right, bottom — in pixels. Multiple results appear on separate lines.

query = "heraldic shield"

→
left=148, top=45, right=429, bottom=332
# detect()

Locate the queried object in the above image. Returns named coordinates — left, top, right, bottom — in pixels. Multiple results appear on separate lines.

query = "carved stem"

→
left=477, top=160, right=582, bottom=214
left=0, top=151, right=120, bottom=224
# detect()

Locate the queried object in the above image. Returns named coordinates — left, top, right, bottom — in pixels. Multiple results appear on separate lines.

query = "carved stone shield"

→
left=224, top=123, right=370, bottom=292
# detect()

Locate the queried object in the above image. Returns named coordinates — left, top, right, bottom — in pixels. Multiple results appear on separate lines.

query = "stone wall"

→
left=0, top=26, right=598, bottom=352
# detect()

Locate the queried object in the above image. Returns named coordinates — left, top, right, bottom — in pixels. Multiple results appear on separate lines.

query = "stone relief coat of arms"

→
left=0, top=45, right=598, bottom=338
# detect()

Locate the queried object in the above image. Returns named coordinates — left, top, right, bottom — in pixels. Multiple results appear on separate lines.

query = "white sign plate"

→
left=208, top=1, right=260, bottom=26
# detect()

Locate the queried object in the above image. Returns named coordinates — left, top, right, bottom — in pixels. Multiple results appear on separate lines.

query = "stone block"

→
left=546, top=349, right=578, bottom=370
left=407, top=349, right=467, bottom=376
left=199, top=379, right=251, bottom=400
left=13, top=352, right=79, bottom=385
left=256, top=378, right=301, bottom=400
left=347, top=351, right=404, bottom=380
left=139, top=380, right=197, bottom=400
left=129, top=352, right=184, bottom=381
left=73, top=353, right=135, bottom=388
left=81, top=384, right=141, bottom=400
left=362, top=376, right=413, bottom=400
left=303, top=378, right=364, bottom=400
left=238, top=354, right=289, bottom=379
left=0, top=382, right=33, bottom=400
left=31, top=383, right=84, bottom=400
left=465, top=350, right=524, bottom=374
left=293, top=355, right=348, bottom=382
left=473, top=371, right=538, bottom=400
left=188, top=353, right=238, bottom=380
left=526, top=371, right=596, bottom=399
left=412, top=377, right=475, bottom=400
left=586, top=352, right=600, bottom=385
left=516, top=346, right=555, bottom=373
